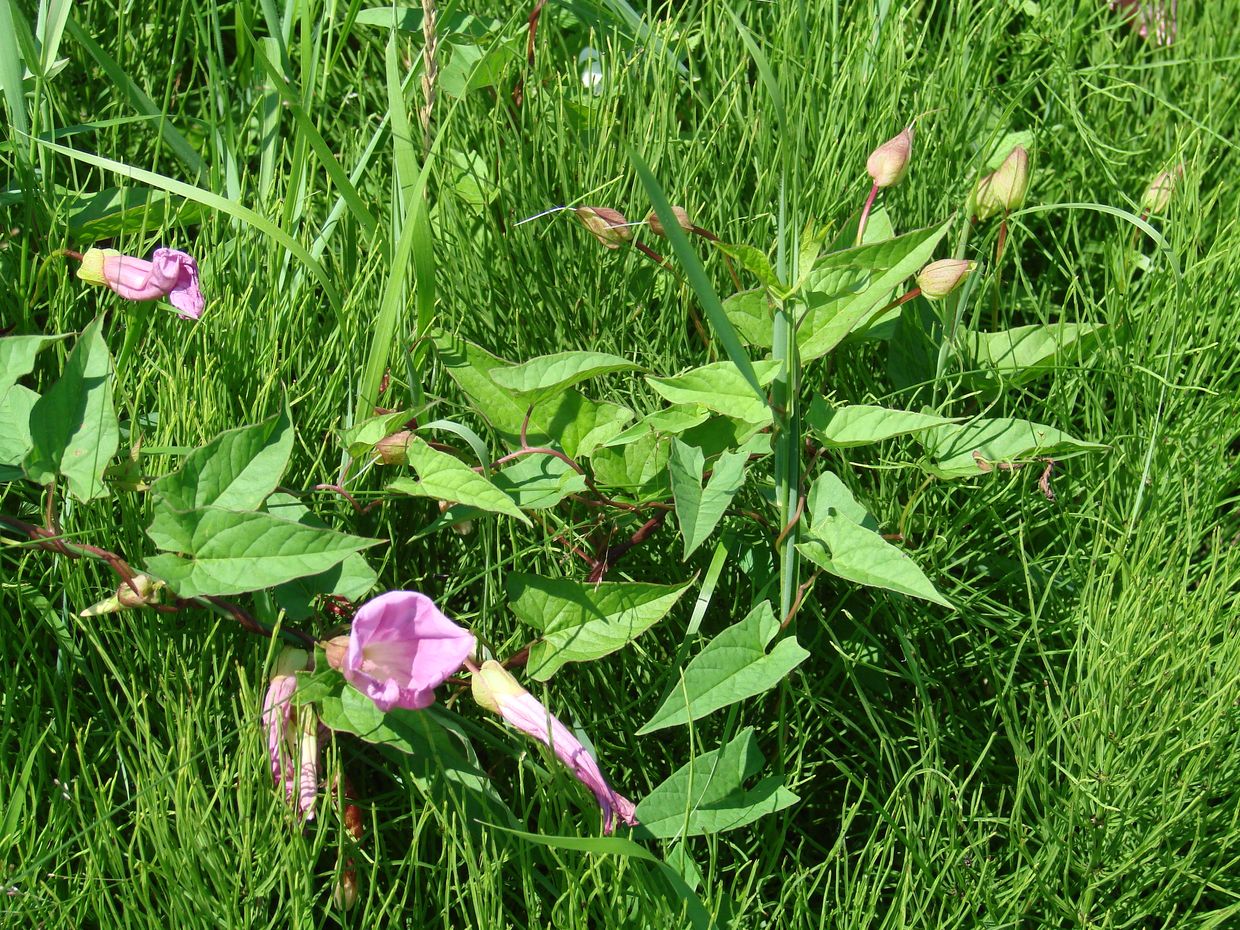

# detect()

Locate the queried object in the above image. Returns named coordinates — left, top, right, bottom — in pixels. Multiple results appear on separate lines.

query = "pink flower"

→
left=1109, top=0, right=1176, bottom=45
left=342, top=591, right=476, bottom=713
left=472, top=660, right=638, bottom=834
left=261, top=647, right=319, bottom=818
left=77, top=246, right=205, bottom=320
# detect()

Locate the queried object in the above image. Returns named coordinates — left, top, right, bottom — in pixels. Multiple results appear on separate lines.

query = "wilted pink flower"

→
left=261, top=647, right=319, bottom=818
left=77, top=246, right=204, bottom=320
left=342, top=591, right=476, bottom=713
left=472, top=659, right=638, bottom=834
left=1110, top=0, right=1176, bottom=45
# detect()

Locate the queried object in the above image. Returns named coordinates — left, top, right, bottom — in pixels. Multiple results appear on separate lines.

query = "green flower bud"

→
left=1141, top=164, right=1183, bottom=214
left=974, top=146, right=1030, bottom=220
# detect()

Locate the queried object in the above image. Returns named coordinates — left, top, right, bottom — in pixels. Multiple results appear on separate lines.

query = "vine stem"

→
left=856, top=183, right=879, bottom=246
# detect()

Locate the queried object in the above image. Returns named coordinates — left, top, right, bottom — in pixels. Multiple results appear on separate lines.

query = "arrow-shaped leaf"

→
left=634, top=728, right=798, bottom=838
left=145, top=507, right=383, bottom=598
left=668, top=440, right=749, bottom=558
left=508, top=574, right=691, bottom=680
left=153, top=406, right=294, bottom=512
left=387, top=437, right=532, bottom=525
left=639, top=602, right=808, bottom=734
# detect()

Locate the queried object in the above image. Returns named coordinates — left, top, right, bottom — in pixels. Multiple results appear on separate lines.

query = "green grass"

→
left=3, top=0, right=1240, bottom=926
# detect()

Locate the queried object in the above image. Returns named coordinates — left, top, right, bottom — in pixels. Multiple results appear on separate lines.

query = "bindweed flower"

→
left=337, top=591, right=475, bottom=713
left=261, top=647, right=319, bottom=818
left=1110, top=0, right=1176, bottom=45
left=644, top=206, right=693, bottom=238
left=471, top=659, right=638, bottom=834
left=866, top=127, right=914, bottom=188
left=76, top=247, right=205, bottom=320
left=1141, top=164, right=1184, bottom=214
left=574, top=207, right=631, bottom=249
left=916, top=259, right=978, bottom=300
left=974, top=146, right=1031, bottom=221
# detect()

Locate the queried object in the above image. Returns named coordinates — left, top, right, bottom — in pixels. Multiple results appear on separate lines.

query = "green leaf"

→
left=23, top=316, right=118, bottom=501
left=805, top=398, right=958, bottom=448
left=490, top=454, right=588, bottom=510
left=798, top=220, right=950, bottom=361
left=588, top=427, right=671, bottom=496
left=805, top=469, right=876, bottom=530
left=668, top=441, right=749, bottom=559
left=66, top=186, right=207, bottom=240
left=647, top=360, right=781, bottom=426
left=144, top=508, right=382, bottom=598
left=508, top=574, right=691, bottom=680
left=266, top=493, right=377, bottom=620
left=488, top=351, right=640, bottom=403
left=917, top=417, right=1105, bottom=479
left=960, top=323, right=1100, bottom=394
left=797, top=516, right=949, bottom=606
left=634, top=728, right=798, bottom=838
left=153, top=406, right=294, bottom=512
left=721, top=290, right=773, bottom=348
left=638, top=602, right=808, bottom=734
left=439, top=38, right=519, bottom=97
left=0, top=333, right=69, bottom=396
left=605, top=406, right=711, bottom=447
left=434, top=332, right=633, bottom=458
left=715, top=242, right=780, bottom=291
left=0, top=384, right=38, bottom=471
left=319, top=681, right=514, bottom=827
left=387, top=437, right=532, bottom=525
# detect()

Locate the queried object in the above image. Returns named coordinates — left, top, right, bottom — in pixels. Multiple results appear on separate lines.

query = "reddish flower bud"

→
left=866, top=127, right=914, bottom=188
left=574, top=207, right=631, bottom=249
left=374, top=431, right=412, bottom=465
left=915, top=259, right=977, bottom=300
left=644, top=206, right=693, bottom=237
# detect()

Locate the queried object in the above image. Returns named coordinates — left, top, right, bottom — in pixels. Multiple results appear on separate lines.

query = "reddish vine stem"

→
left=774, top=493, right=806, bottom=551
left=780, top=569, right=820, bottom=631
left=313, top=483, right=382, bottom=516
left=588, top=511, right=667, bottom=583
left=0, top=512, right=315, bottom=647
left=512, top=0, right=548, bottom=107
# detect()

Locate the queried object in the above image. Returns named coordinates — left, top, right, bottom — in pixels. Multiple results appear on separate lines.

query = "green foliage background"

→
left=2, top=0, right=1239, bottom=926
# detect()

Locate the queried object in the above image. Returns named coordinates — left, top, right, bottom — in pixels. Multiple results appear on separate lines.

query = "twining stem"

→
left=856, top=183, right=879, bottom=246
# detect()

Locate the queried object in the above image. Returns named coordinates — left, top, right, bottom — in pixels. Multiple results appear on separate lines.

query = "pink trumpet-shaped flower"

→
left=341, top=591, right=476, bottom=713
left=1109, top=0, right=1176, bottom=46
left=261, top=647, right=319, bottom=818
left=77, top=246, right=205, bottom=320
left=472, top=660, right=638, bottom=834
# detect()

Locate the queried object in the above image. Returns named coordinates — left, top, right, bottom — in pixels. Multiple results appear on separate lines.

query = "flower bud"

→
left=333, top=870, right=359, bottom=911
left=915, top=259, right=977, bottom=300
left=644, top=206, right=692, bottom=237
left=974, top=146, right=1030, bottom=220
left=323, top=634, right=350, bottom=672
left=866, top=127, right=913, bottom=188
left=437, top=499, right=474, bottom=536
left=573, top=207, right=631, bottom=249
left=80, top=573, right=165, bottom=617
left=1141, top=164, right=1183, bottom=214
left=374, top=430, right=412, bottom=465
